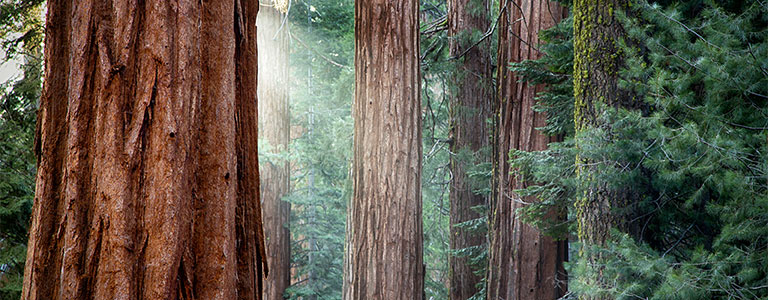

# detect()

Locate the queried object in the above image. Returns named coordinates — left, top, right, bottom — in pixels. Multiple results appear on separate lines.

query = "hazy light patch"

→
left=0, top=38, right=23, bottom=84
left=0, top=59, right=22, bottom=83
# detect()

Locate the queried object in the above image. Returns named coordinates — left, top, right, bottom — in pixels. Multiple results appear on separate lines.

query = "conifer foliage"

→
left=0, top=1, right=43, bottom=298
left=512, top=0, right=768, bottom=298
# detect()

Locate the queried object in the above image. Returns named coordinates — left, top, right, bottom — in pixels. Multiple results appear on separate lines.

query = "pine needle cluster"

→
left=512, top=1, right=768, bottom=298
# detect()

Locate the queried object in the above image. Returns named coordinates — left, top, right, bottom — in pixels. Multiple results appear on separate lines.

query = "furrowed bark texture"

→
left=573, top=0, right=628, bottom=299
left=488, top=1, right=567, bottom=299
left=23, top=1, right=266, bottom=299
left=257, top=5, right=291, bottom=300
left=447, top=0, right=491, bottom=298
left=343, top=0, right=423, bottom=299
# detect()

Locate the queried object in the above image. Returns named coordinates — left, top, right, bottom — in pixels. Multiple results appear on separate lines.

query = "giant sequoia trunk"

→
left=447, top=0, right=491, bottom=298
left=23, top=1, right=266, bottom=299
left=573, top=0, right=628, bottom=299
left=343, top=0, right=423, bottom=299
left=488, top=1, right=567, bottom=299
left=257, top=5, right=291, bottom=300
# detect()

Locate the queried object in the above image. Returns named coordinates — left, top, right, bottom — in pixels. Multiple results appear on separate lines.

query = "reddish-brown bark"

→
left=257, top=5, right=291, bottom=300
left=23, top=1, right=266, bottom=299
left=343, top=0, right=424, bottom=299
left=488, top=1, right=567, bottom=299
left=447, top=0, right=492, bottom=299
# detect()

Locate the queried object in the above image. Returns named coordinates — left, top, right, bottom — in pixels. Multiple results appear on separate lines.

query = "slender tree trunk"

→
left=257, top=5, right=291, bottom=300
left=22, top=1, right=266, bottom=299
left=447, top=0, right=491, bottom=298
left=573, top=0, right=628, bottom=299
left=488, top=1, right=567, bottom=299
left=343, top=0, right=423, bottom=298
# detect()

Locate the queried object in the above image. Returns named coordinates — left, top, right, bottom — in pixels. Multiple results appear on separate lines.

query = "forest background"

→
left=1, top=0, right=767, bottom=299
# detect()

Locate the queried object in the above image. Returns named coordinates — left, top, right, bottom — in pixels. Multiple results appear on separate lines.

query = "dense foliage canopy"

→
left=513, top=0, right=768, bottom=298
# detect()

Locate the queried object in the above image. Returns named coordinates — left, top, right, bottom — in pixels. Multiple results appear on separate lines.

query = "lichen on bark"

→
left=573, top=0, right=630, bottom=299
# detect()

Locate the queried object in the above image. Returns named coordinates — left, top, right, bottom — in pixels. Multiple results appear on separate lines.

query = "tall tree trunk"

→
left=343, top=0, right=423, bottom=299
left=488, top=1, right=567, bottom=299
left=257, top=5, right=291, bottom=300
left=573, top=0, right=628, bottom=299
left=22, top=1, right=266, bottom=299
left=447, top=0, right=491, bottom=299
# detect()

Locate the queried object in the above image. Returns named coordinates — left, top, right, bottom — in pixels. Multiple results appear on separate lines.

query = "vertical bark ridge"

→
left=488, top=0, right=567, bottom=299
left=90, top=1, right=141, bottom=298
left=193, top=1, right=238, bottom=299
left=59, top=0, right=99, bottom=298
left=23, top=1, right=266, bottom=299
left=138, top=1, right=195, bottom=298
left=344, top=0, right=423, bottom=298
left=24, top=2, right=71, bottom=298
left=234, top=1, right=267, bottom=299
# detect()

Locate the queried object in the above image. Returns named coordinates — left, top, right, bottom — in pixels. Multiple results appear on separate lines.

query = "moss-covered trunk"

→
left=573, top=0, right=629, bottom=299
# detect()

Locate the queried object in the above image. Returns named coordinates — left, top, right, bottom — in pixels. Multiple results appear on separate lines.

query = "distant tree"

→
left=257, top=3, right=292, bottom=299
left=447, top=0, right=492, bottom=298
left=343, top=0, right=424, bottom=298
left=487, top=1, right=568, bottom=299
left=22, top=1, right=266, bottom=299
